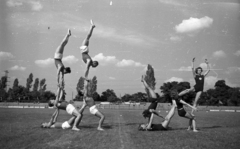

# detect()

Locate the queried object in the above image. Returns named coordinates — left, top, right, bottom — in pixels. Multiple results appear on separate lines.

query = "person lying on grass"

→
left=41, top=102, right=86, bottom=130
left=170, top=89, right=198, bottom=132
left=138, top=103, right=176, bottom=131
left=48, top=88, right=83, bottom=131
left=141, top=75, right=164, bottom=123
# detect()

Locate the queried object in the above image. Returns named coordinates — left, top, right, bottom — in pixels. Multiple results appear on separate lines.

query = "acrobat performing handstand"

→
left=80, top=20, right=99, bottom=81
left=54, top=29, right=72, bottom=88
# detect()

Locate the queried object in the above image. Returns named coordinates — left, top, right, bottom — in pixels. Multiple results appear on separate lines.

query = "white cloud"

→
left=29, top=1, right=43, bottom=11
left=35, top=58, right=54, bottom=68
left=93, top=53, right=117, bottom=66
left=170, top=36, right=182, bottom=42
left=213, top=50, right=226, bottom=59
left=158, top=0, right=188, bottom=7
left=116, top=59, right=145, bottom=67
left=6, top=0, right=23, bottom=7
left=10, top=65, right=26, bottom=71
left=6, top=0, right=43, bottom=11
left=62, top=55, right=79, bottom=64
left=175, top=16, right=213, bottom=33
left=234, top=50, right=240, bottom=56
left=225, top=78, right=240, bottom=88
left=205, top=76, right=218, bottom=87
left=0, top=51, right=14, bottom=60
left=165, top=77, right=184, bottom=83
left=199, top=63, right=208, bottom=70
left=109, top=77, right=116, bottom=80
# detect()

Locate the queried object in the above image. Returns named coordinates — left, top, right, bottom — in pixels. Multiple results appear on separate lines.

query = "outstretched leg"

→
left=141, top=75, right=156, bottom=98
left=161, top=105, right=176, bottom=128
left=82, top=20, right=96, bottom=47
left=55, top=29, right=71, bottom=54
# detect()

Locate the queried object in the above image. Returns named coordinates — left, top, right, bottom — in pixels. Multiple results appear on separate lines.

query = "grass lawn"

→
left=0, top=108, right=240, bottom=149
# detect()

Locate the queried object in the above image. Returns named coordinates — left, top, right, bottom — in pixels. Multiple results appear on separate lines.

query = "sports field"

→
left=0, top=108, right=240, bottom=149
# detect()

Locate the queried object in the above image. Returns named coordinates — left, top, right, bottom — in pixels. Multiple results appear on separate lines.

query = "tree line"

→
left=1, top=71, right=240, bottom=106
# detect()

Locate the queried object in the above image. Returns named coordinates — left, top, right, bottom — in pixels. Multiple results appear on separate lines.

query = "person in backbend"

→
left=83, top=79, right=105, bottom=131
left=80, top=20, right=99, bottom=81
left=179, top=58, right=210, bottom=115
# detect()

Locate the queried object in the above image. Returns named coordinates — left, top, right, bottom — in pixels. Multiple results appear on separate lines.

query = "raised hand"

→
left=205, top=59, right=208, bottom=64
left=192, top=57, right=195, bottom=62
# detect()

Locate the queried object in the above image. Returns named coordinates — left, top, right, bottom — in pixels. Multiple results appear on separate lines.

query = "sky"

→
left=0, top=0, right=240, bottom=100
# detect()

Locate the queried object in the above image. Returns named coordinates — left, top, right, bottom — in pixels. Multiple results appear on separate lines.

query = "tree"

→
left=101, top=89, right=117, bottom=102
left=39, top=79, right=46, bottom=91
left=13, top=78, right=19, bottom=89
left=228, top=88, right=240, bottom=106
left=0, top=76, right=7, bottom=90
left=26, top=73, right=33, bottom=91
left=33, top=78, right=39, bottom=92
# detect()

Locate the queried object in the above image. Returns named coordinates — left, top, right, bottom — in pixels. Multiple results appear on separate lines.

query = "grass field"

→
left=0, top=108, right=240, bottom=149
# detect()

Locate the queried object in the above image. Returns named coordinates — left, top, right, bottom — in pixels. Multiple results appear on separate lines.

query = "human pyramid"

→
left=41, top=20, right=210, bottom=132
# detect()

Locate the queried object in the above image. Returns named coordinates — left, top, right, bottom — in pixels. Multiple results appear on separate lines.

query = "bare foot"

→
left=68, top=29, right=71, bottom=36
left=97, top=127, right=104, bottom=131
left=193, top=129, right=199, bottom=132
left=187, top=127, right=191, bottom=131
left=90, top=20, right=96, bottom=28
left=72, top=127, right=80, bottom=131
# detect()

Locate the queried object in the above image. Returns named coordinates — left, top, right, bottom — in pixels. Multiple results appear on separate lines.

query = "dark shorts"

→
left=178, top=108, right=186, bottom=117
left=82, top=53, right=92, bottom=64
left=151, top=124, right=167, bottom=131
left=194, top=85, right=203, bottom=92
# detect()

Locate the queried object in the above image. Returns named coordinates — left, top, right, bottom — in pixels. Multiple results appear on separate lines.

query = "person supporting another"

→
left=48, top=88, right=82, bottom=131
left=80, top=20, right=99, bottom=81
left=83, top=79, right=105, bottom=131
left=171, top=89, right=198, bottom=132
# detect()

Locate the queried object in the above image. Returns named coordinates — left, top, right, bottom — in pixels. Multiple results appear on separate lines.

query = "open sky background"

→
left=0, top=0, right=240, bottom=100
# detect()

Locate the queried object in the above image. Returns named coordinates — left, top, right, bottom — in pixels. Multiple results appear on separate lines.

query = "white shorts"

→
left=89, top=105, right=99, bottom=115
left=54, top=53, right=63, bottom=59
left=66, top=104, right=75, bottom=115
left=62, top=121, right=71, bottom=129
left=80, top=46, right=89, bottom=54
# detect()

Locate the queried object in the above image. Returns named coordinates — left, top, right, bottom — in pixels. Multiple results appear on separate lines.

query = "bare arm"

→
left=54, top=88, right=63, bottom=107
left=57, top=67, right=64, bottom=87
left=84, top=60, right=91, bottom=80
left=192, top=58, right=196, bottom=78
left=79, top=101, right=87, bottom=114
left=146, top=113, right=154, bottom=130
left=179, top=100, right=197, bottom=110
left=204, top=59, right=210, bottom=76
left=149, top=109, right=164, bottom=119
left=52, top=109, right=59, bottom=123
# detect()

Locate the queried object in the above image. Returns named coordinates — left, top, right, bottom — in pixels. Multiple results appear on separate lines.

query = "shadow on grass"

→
left=80, top=125, right=113, bottom=129
left=170, top=125, right=222, bottom=131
